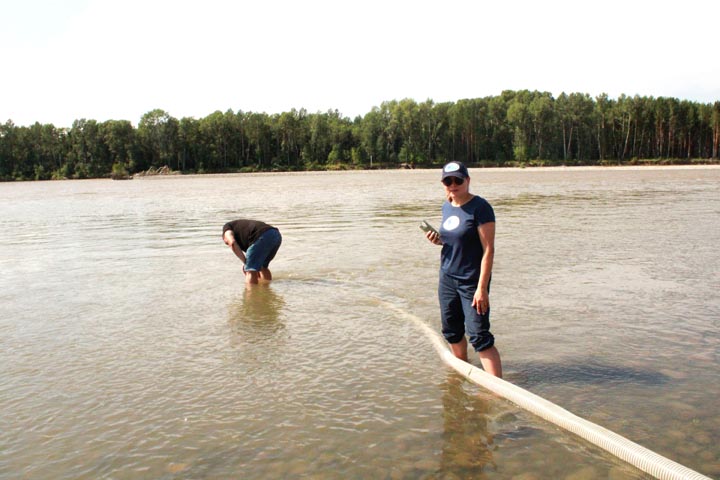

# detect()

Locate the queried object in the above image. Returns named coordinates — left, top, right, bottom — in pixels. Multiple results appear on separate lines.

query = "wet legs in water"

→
left=245, top=268, right=272, bottom=285
left=449, top=338, right=503, bottom=378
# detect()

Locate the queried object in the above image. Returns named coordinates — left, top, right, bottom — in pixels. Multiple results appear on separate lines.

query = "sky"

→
left=2, top=0, right=719, bottom=128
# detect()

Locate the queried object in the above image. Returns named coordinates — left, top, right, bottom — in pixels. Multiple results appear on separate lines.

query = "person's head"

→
left=222, top=229, right=235, bottom=246
left=441, top=161, right=470, bottom=198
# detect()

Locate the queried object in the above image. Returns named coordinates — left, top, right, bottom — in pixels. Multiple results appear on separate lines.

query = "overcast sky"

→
left=2, top=0, right=718, bottom=127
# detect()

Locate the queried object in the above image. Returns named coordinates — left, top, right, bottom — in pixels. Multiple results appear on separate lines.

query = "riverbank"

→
left=5, top=159, right=719, bottom=182
left=193, top=155, right=719, bottom=175
left=185, top=161, right=720, bottom=177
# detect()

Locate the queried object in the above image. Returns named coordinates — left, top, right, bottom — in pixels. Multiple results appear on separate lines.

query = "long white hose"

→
left=386, top=304, right=712, bottom=480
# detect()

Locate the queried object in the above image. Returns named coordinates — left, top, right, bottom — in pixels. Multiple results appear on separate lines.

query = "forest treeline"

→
left=2, top=90, right=719, bottom=181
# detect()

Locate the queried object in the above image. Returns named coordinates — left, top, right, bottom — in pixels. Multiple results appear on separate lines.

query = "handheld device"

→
left=419, top=220, right=439, bottom=236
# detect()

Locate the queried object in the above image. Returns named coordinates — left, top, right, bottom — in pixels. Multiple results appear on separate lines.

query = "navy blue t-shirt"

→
left=440, top=195, right=495, bottom=281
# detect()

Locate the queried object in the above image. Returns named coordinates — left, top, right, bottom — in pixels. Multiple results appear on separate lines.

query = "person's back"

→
left=222, top=219, right=282, bottom=285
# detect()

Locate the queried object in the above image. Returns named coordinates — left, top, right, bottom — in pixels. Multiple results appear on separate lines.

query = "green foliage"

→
left=73, top=162, right=89, bottom=179
left=513, top=143, right=528, bottom=162
left=350, top=147, right=363, bottom=165
left=110, top=162, right=130, bottom=179
left=51, top=164, right=71, bottom=180
left=327, top=144, right=341, bottom=164
left=1, top=91, right=719, bottom=181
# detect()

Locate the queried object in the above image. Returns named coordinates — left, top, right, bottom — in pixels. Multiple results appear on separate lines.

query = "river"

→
left=1, top=166, right=718, bottom=479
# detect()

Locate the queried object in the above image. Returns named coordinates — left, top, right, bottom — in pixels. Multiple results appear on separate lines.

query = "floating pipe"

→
left=385, top=304, right=712, bottom=480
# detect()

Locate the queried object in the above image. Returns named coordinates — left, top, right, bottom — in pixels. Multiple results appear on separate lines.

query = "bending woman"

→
left=222, top=219, right=282, bottom=285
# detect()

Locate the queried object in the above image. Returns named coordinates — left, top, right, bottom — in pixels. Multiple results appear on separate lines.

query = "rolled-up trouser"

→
left=438, top=270, right=495, bottom=352
left=245, top=228, right=282, bottom=271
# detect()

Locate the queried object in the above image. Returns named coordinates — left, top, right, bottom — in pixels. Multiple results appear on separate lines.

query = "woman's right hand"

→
left=426, top=231, right=442, bottom=245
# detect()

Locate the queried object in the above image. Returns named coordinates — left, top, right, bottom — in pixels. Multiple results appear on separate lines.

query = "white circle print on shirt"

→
left=443, top=215, right=460, bottom=231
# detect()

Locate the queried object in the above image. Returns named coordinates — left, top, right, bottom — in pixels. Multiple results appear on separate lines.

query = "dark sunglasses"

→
left=442, top=177, right=465, bottom=186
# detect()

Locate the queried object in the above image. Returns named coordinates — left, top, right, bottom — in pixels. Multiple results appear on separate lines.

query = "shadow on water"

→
left=227, top=284, right=286, bottom=342
left=508, top=359, right=669, bottom=388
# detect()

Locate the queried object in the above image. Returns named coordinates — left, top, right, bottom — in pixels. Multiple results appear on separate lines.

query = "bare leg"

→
left=450, top=338, right=503, bottom=378
left=259, top=268, right=273, bottom=282
left=478, top=346, right=503, bottom=378
left=449, top=337, right=469, bottom=362
left=245, top=271, right=260, bottom=284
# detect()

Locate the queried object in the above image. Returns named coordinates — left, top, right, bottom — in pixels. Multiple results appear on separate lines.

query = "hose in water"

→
left=385, top=303, right=712, bottom=480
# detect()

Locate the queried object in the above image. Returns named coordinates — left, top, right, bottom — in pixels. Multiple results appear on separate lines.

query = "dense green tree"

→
left=305, top=112, right=333, bottom=166
left=556, top=92, right=594, bottom=163
left=1, top=122, right=32, bottom=180
left=1, top=91, right=718, bottom=182
left=528, top=93, right=555, bottom=161
left=486, top=95, right=512, bottom=163
left=100, top=120, right=137, bottom=173
left=448, top=99, right=479, bottom=164
left=594, top=94, right=612, bottom=162
left=21, top=122, right=64, bottom=180
left=0, top=121, right=18, bottom=180
left=394, top=99, right=423, bottom=164
left=245, top=112, right=273, bottom=169
left=507, top=92, right=532, bottom=161
left=137, top=109, right=179, bottom=170
left=178, top=117, right=202, bottom=171
left=419, top=100, right=449, bottom=164
left=378, top=101, right=401, bottom=164
left=358, top=108, right=384, bottom=167
left=200, top=110, right=233, bottom=171
left=274, top=109, right=307, bottom=168
left=325, top=109, right=355, bottom=165
left=67, top=119, right=109, bottom=178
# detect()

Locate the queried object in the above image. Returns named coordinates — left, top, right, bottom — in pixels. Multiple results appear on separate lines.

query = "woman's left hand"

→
left=472, top=287, right=489, bottom=315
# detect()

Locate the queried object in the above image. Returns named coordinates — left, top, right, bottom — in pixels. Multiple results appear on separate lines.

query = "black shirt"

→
left=222, top=219, right=276, bottom=252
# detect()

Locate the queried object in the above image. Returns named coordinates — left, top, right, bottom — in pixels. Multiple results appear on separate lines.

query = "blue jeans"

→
left=438, top=271, right=495, bottom=352
left=245, top=228, right=282, bottom=271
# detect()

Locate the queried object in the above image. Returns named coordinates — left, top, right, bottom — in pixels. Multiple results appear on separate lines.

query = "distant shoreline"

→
left=465, top=163, right=720, bottom=172
left=169, top=162, right=720, bottom=179
left=5, top=161, right=719, bottom=182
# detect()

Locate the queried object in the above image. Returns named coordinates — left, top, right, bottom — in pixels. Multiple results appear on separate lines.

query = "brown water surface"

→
left=1, top=166, right=718, bottom=479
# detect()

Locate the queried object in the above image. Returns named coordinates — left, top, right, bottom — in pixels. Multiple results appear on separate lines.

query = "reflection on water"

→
left=228, top=285, right=286, bottom=341
left=439, top=373, right=496, bottom=475
left=0, top=167, right=718, bottom=479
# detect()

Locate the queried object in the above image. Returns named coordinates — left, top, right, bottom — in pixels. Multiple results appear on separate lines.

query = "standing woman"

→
left=425, top=161, right=503, bottom=377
